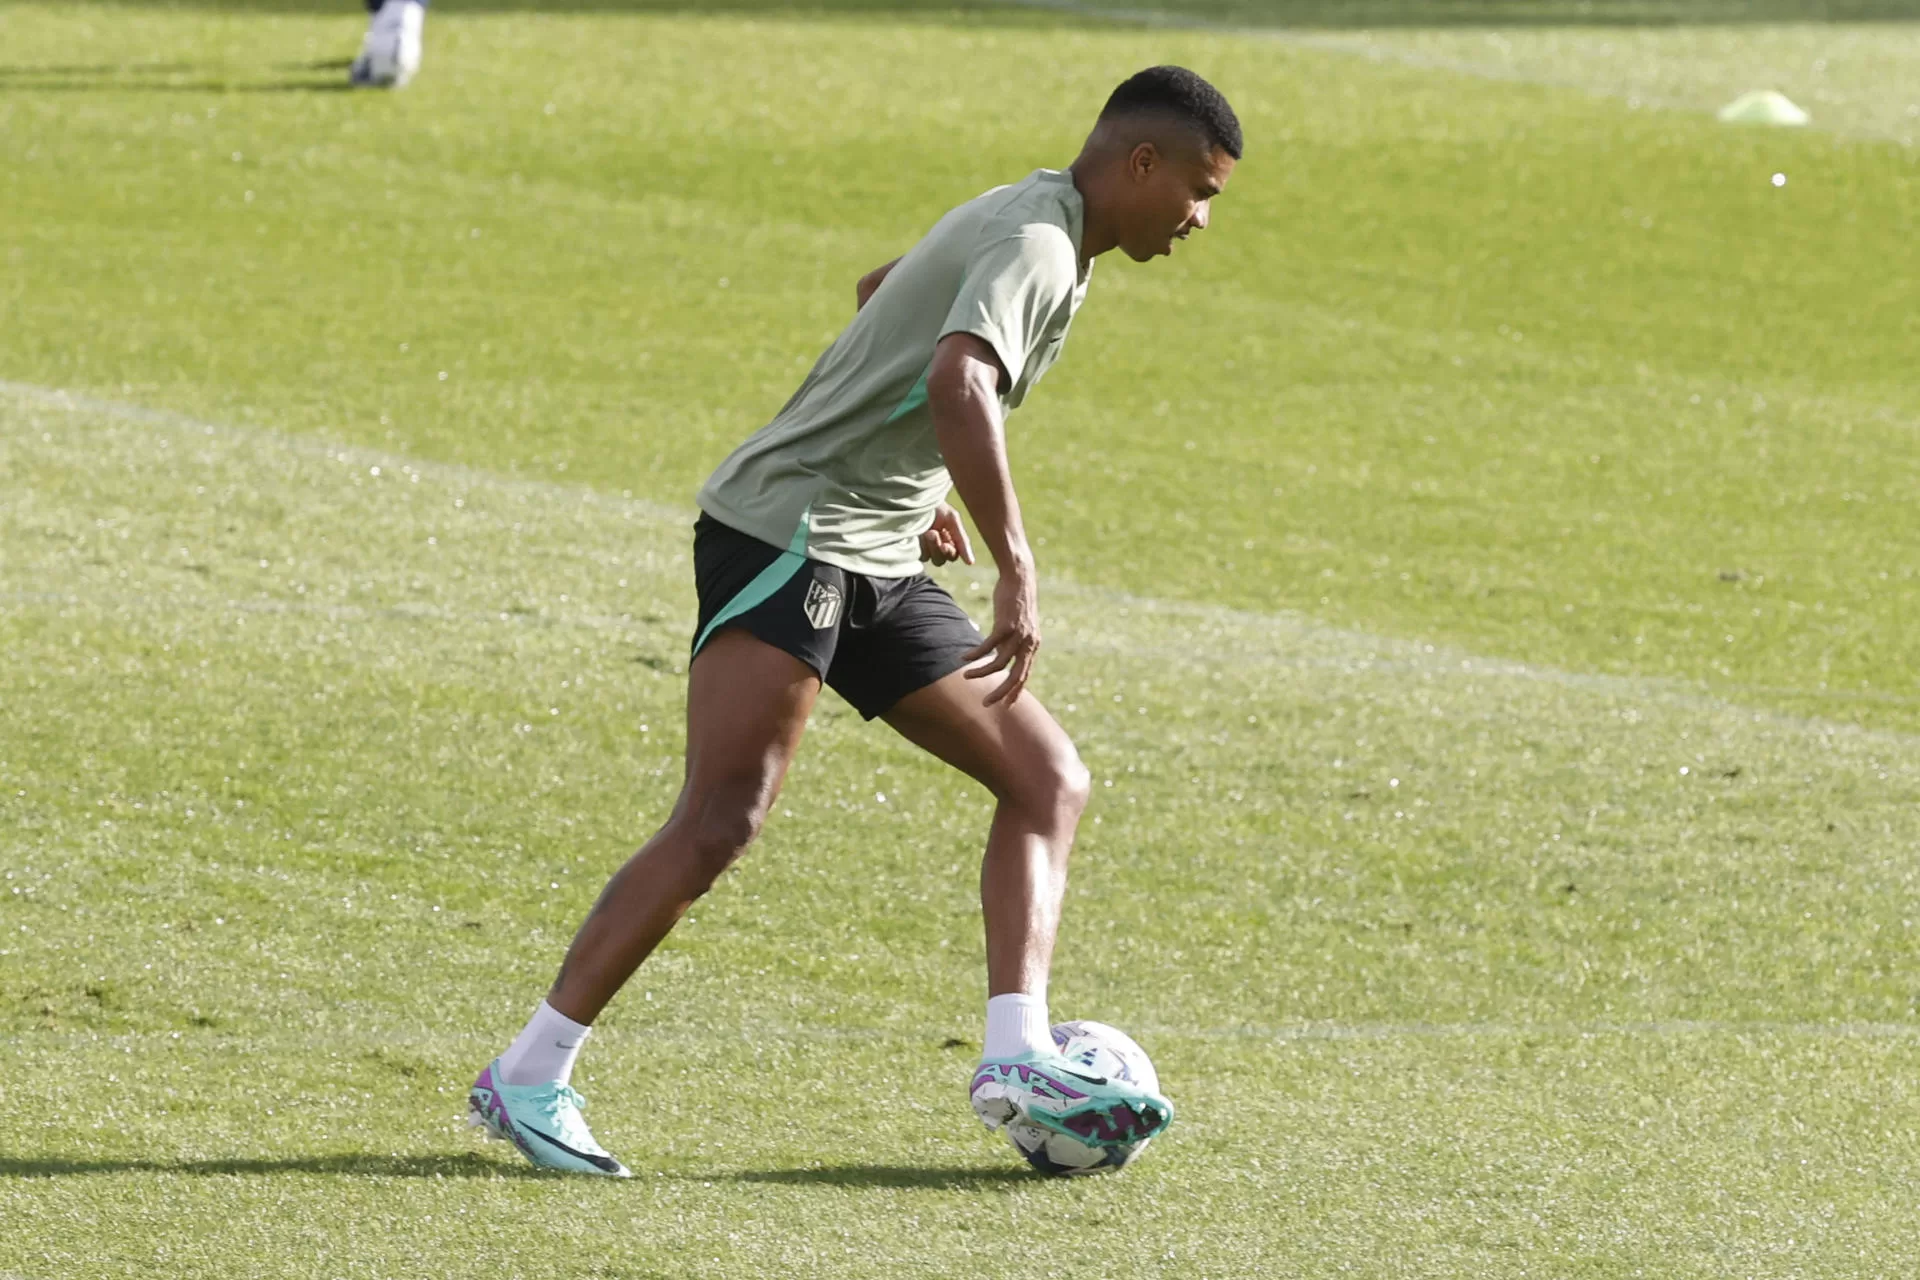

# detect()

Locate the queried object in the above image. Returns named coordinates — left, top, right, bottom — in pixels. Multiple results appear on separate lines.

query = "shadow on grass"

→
left=731, top=1163, right=1034, bottom=1189
left=0, top=56, right=358, bottom=92
left=0, top=1152, right=547, bottom=1179
left=0, top=76, right=358, bottom=93
left=0, top=62, right=196, bottom=76
left=5, top=1154, right=1036, bottom=1187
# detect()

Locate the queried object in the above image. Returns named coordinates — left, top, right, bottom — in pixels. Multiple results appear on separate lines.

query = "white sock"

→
left=497, top=1000, right=592, bottom=1087
left=983, top=992, right=1054, bottom=1060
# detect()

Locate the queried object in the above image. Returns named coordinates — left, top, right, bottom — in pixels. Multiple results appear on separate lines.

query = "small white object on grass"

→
left=1717, top=91, right=1810, bottom=127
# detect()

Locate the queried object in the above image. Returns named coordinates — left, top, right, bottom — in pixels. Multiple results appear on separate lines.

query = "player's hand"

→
left=963, top=566, right=1040, bottom=707
left=919, top=504, right=975, bottom=567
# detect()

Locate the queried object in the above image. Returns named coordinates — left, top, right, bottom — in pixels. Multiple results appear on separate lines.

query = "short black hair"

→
left=1099, top=65, right=1243, bottom=160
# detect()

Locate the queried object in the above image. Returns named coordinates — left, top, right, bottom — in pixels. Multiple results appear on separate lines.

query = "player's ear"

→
left=1128, top=141, right=1158, bottom=184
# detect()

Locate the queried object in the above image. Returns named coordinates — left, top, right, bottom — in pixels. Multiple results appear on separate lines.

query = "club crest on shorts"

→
left=802, top=577, right=843, bottom=630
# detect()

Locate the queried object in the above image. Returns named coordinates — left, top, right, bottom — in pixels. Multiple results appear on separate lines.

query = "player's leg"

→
left=545, top=629, right=819, bottom=1024
left=884, top=675, right=1170, bottom=1145
left=883, top=676, right=1089, bottom=1002
left=839, top=566, right=1170, bottom=1147
left=349, top=0, right=425, bottom=89
left=469, top=628, right=820, bottom=1176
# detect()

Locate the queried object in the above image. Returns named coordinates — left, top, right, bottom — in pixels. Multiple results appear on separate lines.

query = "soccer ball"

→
left=1005, top=1020, right=1162, bottom=1176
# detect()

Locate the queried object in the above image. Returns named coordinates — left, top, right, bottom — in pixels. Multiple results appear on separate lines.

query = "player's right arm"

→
left=928, top=332, right=1039, bottom=707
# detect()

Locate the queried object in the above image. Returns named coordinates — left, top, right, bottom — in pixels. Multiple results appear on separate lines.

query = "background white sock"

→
left=497, top=1000, right=592, bottom=1086
left=983, top=992, right=1054, bottom=1059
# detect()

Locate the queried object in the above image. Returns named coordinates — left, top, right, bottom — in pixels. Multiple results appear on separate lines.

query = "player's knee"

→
left=1056, top=752, right=1092, bottom=818
left=1018, top=745, right=1090, bottom=828
left=683, top=786, right=769, bottom=881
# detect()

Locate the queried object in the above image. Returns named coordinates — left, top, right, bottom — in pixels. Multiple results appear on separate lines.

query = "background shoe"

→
left=349, top=0, right=424, bottom=89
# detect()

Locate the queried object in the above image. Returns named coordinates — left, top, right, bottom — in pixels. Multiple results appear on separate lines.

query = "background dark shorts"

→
left=690, top=513, right=984, bottom=720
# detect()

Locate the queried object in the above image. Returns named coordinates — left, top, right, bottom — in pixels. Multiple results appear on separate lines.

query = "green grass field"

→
left=5, top=2, right=1920, bottom=1276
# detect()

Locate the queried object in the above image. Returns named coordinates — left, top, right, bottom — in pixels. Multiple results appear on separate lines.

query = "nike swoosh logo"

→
left=1058, top=1068, right=1109, bottom=1086
left=526, top=1124, right=625, bottom=1175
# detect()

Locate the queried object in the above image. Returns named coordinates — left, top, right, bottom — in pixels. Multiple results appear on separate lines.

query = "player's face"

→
left=1120, top=140, right=1235, bottom=263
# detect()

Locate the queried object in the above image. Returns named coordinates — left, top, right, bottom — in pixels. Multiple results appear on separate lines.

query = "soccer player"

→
left=349, top=0, right=425, bottom=89
left=468, top=66, right=1242, bottom=1176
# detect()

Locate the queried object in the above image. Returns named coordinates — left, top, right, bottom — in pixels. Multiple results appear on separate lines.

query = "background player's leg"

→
left=882, top=674, right=1090, bottom=999
left=545, top=628, right=820, bottom=1025
left=350, top=0, right=426, bottom=89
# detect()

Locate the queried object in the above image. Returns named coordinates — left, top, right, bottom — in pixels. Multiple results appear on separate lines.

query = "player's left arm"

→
left=855, top=258, right=902, bottom=311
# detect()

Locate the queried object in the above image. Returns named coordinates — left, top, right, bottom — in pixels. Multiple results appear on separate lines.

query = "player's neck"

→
left=1067, top=160, right=1117, bottom=264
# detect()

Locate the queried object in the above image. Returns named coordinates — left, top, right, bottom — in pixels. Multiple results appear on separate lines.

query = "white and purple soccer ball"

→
left=1005, top=1020, right=1162, bottom=1176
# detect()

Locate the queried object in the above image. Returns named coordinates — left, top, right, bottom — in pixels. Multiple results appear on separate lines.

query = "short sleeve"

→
left=938, top=229, right=1078, bottom=393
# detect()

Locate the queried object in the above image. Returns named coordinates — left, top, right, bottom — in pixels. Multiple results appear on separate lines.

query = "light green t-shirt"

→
left=697, top=168, right=1094, bottom=578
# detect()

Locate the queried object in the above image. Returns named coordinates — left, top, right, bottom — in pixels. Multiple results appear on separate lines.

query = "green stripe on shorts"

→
left=692, top=512, right=812, bottom=657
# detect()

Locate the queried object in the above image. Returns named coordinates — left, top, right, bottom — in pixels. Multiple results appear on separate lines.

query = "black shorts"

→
left=690, top=513, right=984, bottom=720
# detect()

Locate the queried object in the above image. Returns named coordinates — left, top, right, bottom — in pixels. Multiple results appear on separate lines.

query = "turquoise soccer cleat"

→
left=970, top=1053, right=1175, bottom=1147
left=467, top=1059, right=631, bottom=1177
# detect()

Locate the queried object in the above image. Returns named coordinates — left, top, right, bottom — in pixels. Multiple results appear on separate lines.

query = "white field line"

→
left=0, top=380, right=690, bottom=528
left=0, top=586, right=675, bottom=643
left=1177, top=1019, right=1920, bottom=1043
left=15, top=1020, right=1920, bottom=1051
left=1007, top=0, right=1695, bottom=94
left=7, top=378, right=1919, bottom=754
left=1001, top=0, right=1912, bottom=145
left=1006, top=0, right=1682, bottom=95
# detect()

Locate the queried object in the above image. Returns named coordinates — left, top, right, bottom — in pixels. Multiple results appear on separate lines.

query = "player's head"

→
left=1079, top=66, right=1241, bottom=263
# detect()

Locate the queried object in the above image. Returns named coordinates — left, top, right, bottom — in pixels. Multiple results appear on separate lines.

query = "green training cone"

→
left=1717, top=90, right=1810, bottom=126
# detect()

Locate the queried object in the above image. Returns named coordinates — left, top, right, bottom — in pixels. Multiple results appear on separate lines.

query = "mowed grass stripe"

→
left=17, top=1018, right=1920, bottom=1056
left=14, top=376, right=1920, bottom=742
left=1004, top=0, right=1920, bottom=144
